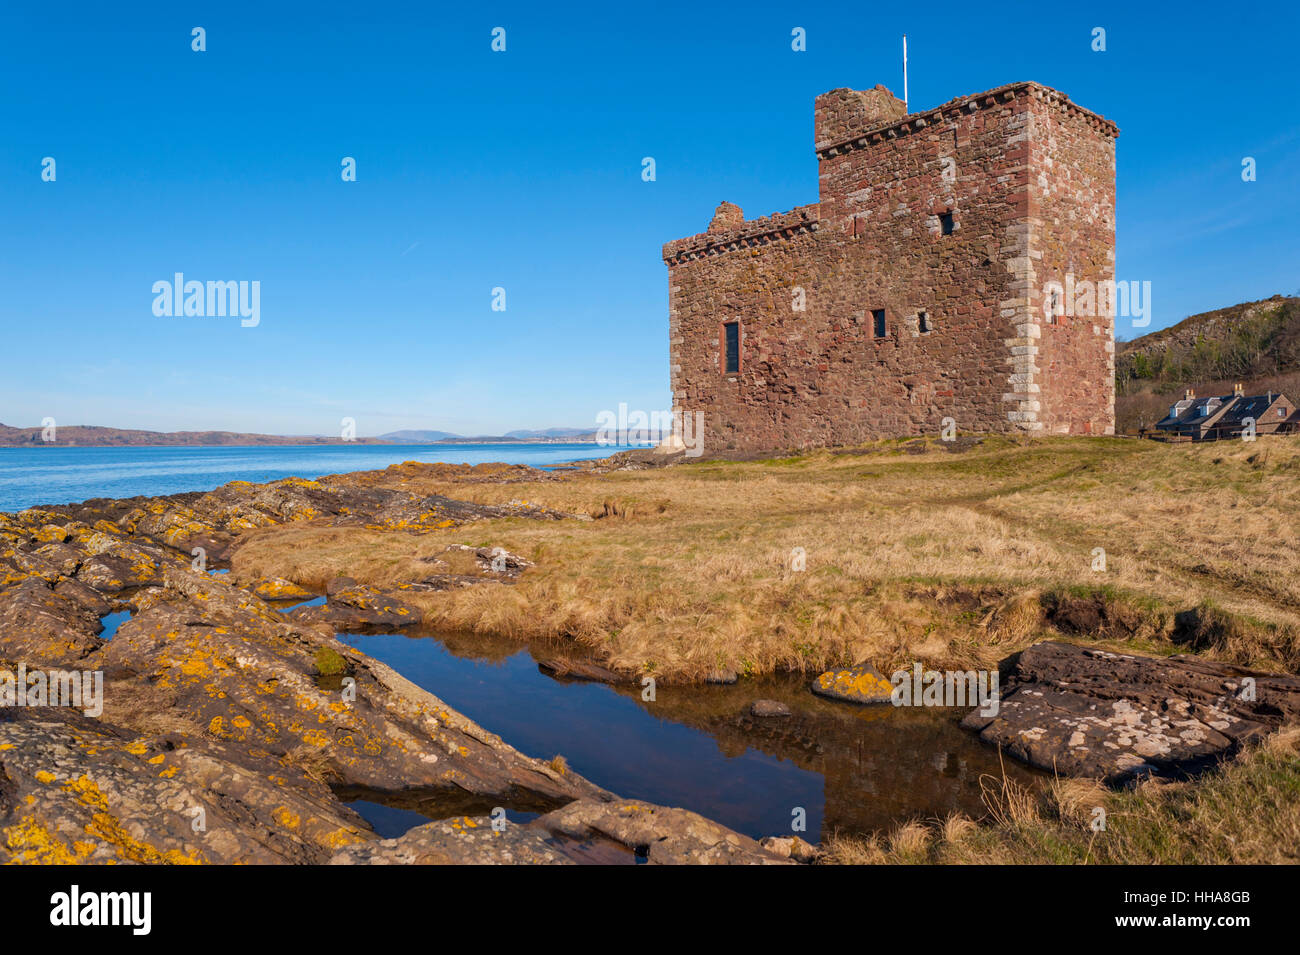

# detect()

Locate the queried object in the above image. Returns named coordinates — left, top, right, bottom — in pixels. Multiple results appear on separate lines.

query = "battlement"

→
left=814, top=81, right=1118, bottom=160
left=662, top=204, right=820, bottom=265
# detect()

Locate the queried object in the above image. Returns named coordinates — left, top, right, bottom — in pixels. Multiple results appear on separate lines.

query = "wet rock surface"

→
left=962, top=641, right=1300, bottom=783
left=537, top=657, right=630, bottom=685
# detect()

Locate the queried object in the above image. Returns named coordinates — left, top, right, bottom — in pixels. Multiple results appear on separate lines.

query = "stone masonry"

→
left=662, top=82, right=1119, bottom=451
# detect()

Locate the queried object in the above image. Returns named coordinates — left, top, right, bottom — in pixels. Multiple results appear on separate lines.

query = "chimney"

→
left=1184, top=388, right=1195, bottom=401
left=1233, top=382, right=1244, bottom=397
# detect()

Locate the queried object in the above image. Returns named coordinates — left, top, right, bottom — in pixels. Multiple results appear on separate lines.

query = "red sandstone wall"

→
left=664, top=84, right=1117, bottom=452
left=1026, top=93, right=1118, bottom=435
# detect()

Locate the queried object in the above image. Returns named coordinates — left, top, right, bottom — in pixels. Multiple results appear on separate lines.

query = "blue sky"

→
left=2, top=1, right=1297, bottom=436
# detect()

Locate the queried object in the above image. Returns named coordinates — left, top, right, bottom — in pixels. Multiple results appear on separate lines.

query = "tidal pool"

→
left=338, top=628, right=1038, bottom=844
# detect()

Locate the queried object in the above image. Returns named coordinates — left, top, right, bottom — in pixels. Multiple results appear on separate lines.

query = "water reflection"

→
left=338, top=629, right=1039, bottom=842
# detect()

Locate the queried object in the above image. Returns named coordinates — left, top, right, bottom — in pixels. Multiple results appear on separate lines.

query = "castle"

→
left=662, top=81, right=1119, bottom=451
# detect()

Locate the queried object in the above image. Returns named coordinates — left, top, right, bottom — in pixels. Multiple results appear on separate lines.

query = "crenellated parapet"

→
left=662, top=204, right=820, bottom=265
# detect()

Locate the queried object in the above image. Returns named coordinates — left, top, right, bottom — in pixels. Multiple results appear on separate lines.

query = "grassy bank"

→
left=821, top=727, right=1300, bottom=864
left=231, top=434, right=1300, bottom=683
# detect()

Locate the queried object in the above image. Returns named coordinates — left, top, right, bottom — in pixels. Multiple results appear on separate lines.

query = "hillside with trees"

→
left=1115, top=295, right=1300, bottom=433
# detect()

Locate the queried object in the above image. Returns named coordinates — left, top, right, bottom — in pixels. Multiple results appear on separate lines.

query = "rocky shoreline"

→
left=2, top=461, right=1297, bottom=864
left=0, top=464, right=807, bottom=863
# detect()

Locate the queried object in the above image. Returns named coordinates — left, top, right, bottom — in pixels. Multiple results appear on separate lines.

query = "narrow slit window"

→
left=918, top=311, right=932, bottom=333
left=939, top=212, right=954, bottom=235
left=872, top=309, right=887, bottom=339
left=723, top=321, right=740, bottom=374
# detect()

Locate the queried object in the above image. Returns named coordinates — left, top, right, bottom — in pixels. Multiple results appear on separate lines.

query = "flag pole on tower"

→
left=903, top=34, right=909, bottom=111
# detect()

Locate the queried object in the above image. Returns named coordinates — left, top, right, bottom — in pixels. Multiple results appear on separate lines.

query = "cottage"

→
left=1155, top=384, right=1297, bottom=441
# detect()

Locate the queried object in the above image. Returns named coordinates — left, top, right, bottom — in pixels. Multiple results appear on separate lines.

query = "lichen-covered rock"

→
left=318, top=583, right=421, bottom=627
left=0, top=710, right=372, bottom=864
left=811, top=664, right=894, bottom=704
left=962, top=641, right=1300, bottom=783
left=246, top=576, right=314, bottom=601
left=0, top=469, right=800, bottom=865
left=93, top=568, right=609, bottom=806
left=0, top=577, right=103, bottom=667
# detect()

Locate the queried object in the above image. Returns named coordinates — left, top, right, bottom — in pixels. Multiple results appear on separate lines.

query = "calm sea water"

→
left=0, top=443, right=613, bottom=513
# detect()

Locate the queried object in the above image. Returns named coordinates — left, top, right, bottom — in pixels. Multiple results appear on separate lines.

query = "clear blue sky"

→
left=2, top=1, right=1297, bottom=436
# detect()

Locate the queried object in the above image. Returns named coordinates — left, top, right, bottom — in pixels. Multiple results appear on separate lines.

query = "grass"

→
left=223, top=433, right=1300, bottom=863
left=231, top=434, right=1300, bottom=683
left=820, top=727, right=1300, bottom=864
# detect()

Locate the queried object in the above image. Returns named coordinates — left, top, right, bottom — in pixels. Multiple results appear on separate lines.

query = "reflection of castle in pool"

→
left=337, top=628, right=1039, bottom=842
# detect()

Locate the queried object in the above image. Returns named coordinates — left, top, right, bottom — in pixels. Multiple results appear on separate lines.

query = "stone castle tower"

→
left=662, top=81, right=1119, bottom=451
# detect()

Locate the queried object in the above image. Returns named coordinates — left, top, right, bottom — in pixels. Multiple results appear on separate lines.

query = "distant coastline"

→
left=0, top=422, right=604, bottom=448
left=0, top=442, right=615, bottom=512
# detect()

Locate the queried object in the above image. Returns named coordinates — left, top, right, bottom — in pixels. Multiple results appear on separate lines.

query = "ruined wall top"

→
left=814, top=81, right=1119, bottom=159
left=813, top=85, right=908, bottom=152
left=707, top=201, right=745, bottom=233
left=663, top=80, right=1118, bottom=265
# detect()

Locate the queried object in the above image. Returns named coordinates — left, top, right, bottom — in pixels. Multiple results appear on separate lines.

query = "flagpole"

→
left=903, top=34, right=909, bottom=111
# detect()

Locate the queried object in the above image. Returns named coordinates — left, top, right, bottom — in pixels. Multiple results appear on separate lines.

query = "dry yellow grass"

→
left=232, top=434, right=1300, bottom=681
left=820, top=726, right=1300, bottom=864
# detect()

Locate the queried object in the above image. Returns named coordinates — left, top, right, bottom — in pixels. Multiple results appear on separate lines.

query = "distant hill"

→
left=376, top=429, right=462, bottom=443
left=0, top=424, right=388, bottom=447
left=504, top=427, right=594, bottom=439
left=1115, top=295, right=1300, bottom=433
left=0, top=423, right=608, bottom=448
left=376, top=428, right=601, bottom=444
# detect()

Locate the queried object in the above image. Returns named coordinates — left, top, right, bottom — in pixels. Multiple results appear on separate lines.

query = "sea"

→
left=0, top=443, right=616, bottom=513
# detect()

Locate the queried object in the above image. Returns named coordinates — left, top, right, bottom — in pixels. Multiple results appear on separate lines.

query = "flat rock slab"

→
left=533, top=799, right=790, bottom=865
left=292, top=585, right=425, bottom=630
left=811, top=664, right=894, bottom=704
left=329, top=815, right=575, bottom=865
left=962, top=641, right=1300, bottom=783
left=329, top=798, right=792, bottom=865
